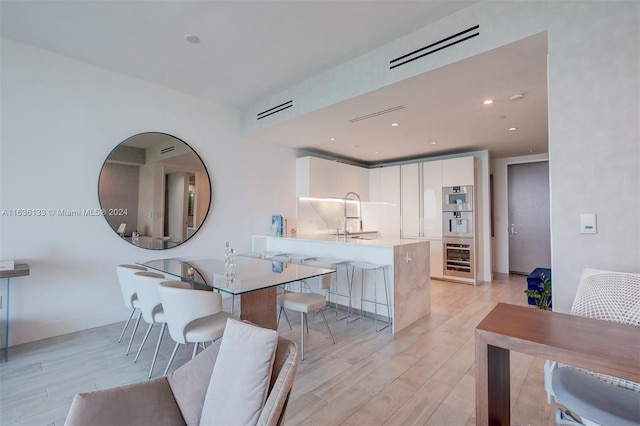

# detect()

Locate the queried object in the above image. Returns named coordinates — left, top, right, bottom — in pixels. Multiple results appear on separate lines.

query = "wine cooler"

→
left=444, top=237, right=475, bottom=280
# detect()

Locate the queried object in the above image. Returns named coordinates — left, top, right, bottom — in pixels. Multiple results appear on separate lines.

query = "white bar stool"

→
left=348, top=261, right=392, bottom=332
left=279, top=258, right=336, bottom=360
left=313, top=257, right=352, bottom=320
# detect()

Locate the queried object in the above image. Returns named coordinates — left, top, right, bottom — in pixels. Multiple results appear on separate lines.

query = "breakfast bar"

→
left=253, top=235, right=431, bottom=333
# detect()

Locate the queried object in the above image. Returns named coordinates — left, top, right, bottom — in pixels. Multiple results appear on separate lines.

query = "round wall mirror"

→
left=98, top=132, right=211, bottom=249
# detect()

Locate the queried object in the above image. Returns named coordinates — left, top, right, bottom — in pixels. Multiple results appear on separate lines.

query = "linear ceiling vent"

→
left=390, top=25, right=479, bottom=70
left=160, top=146, right=175, bottom=155
left=348, top=105, right=405, bottom=123
left=257, top=100, right=293, bottom=120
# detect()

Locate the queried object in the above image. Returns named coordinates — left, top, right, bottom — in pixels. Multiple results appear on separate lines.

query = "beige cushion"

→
left=280, top=292, right=326, bottom=313
left=168, top=343, right=221, bottom=426
left=256, top=337, right=299, bottom=426
left=199, top=318, right=279, bottom=426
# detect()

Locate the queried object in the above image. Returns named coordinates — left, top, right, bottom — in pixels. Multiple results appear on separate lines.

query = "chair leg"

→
left=148, top=323, right=165, bottom=379
left=134, top=322, right=154, bottom=362
left=125, top=311, right=143, bottom=356
left=555, top=408, right=583, bottom=425
left=381, top=267, right=392, bottom=332
left=118, top=308, right=136, bottom=343
left=163, top=342, right=181, bottom=376
left=300, top=312, right=305, bottom=361
left=361, top=270, right=366, bottom=321
left=279, top=306, right=292, bottom=330
left=348, top=269, right=364, bottom=323
left=319, top=309, right=335, bottom=344
left=192, top=341, right=199, bottom=359
left=373, top=269, right=378, bottom=332
left=339, top=264, right=353, bottom=321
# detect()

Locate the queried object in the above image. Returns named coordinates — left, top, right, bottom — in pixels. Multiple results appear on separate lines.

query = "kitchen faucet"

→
left=343, top=191, right=363, bottom=241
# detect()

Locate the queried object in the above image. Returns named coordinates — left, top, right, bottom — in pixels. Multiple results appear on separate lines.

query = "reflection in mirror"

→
left=98, top=132, right=211, bottom=249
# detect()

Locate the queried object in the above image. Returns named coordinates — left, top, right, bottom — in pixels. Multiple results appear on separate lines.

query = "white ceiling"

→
left=0, top=0, right=548, bottom=163
left=250, top=32, right=548, bottom=163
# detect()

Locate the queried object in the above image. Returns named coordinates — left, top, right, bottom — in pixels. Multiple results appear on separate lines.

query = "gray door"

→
left=508, top=161, right=551, bottom=275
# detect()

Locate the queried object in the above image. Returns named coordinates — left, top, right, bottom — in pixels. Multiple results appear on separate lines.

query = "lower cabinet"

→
left=429, top=239, right=443, bottom=279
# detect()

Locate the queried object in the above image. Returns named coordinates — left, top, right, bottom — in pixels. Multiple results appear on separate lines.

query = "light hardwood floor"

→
left=0, top=274, right=560, bottom=425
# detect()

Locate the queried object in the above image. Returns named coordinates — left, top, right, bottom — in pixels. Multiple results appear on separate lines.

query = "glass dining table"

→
left=139, top=256, right=335, bottom=330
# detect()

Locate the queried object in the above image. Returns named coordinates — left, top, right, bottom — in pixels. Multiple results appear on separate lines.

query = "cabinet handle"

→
left=405, top=252, right=412, bottom=263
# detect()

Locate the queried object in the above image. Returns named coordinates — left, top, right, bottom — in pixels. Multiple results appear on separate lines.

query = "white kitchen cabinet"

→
left=401, top=160, right=443, bottom=239
left=441, top=156, right=475, bottom=187
left=429, top=238, right=444, bottom=279
left=296, top=156, right=369, bottom=200
left=422, top=160, right=442, bottom=239
left=400, top=163, right=420, bottom=238
left=369, top=166, right=400, bottom=239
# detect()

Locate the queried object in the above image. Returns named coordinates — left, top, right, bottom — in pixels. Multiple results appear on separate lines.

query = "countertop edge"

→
left=254, top=235, right=430, bottom=248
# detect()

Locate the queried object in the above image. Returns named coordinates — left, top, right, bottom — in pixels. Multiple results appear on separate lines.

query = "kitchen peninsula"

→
left=253, top=235, right=430, bottom=333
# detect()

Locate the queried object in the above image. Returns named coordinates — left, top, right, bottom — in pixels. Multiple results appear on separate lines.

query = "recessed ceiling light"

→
left=483, top=99, right=494, bottom=105
left=430, top=141, right=438, bottom=145
left=184, top=34, right=200, bottom=44
left=329, top=137, right=336, bottom=141
left=508, top=127, right=517, bottom=131
left=374, top=151, right=380, bottom=155
left=510, top=92, right=524, bottom=101
left=391, top=122, right=399, bottom=127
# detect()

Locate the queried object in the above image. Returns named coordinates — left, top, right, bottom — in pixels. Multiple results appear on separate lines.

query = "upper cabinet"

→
left=398, top=157, right=473, bottom=279
left=442, top=156, right=475, bottom=187
left=296, top=156, right=369, bottom=200
left=400, top=160, right=443, bottom=239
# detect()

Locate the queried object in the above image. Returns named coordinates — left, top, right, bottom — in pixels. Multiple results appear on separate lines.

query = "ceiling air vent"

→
left=348, top=105, right=405, bottom=123
left=257, top=100, right=293, bottom=120
left=160, top=146, right=175, bottom=155
left=390, top=25, right=479, bottom=70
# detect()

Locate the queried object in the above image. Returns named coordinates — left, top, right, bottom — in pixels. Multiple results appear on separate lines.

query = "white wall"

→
left=547, top=1, right=640, bottom=312
left=242, top=1, right=640, bottom=313
left=0, top=39, right=298, bottom=347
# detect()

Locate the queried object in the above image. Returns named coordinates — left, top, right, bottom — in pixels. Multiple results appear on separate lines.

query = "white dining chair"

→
left=116, top=264, right=147, bottom=355
left=132, top=271, right=169, bottom=378
left=158, top=281, right=235, bottom=375
left=544, top=268, right=640, bottom=425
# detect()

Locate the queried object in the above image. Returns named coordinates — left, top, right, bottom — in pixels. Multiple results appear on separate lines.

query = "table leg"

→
left=4, top=277, right=10, bottom=362
left=240, top=287, right=277, bottom=330
left=476, top=333, right=510, bottom=425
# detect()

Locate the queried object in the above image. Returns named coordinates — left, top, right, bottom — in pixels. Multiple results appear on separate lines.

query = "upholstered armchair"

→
left=64, top=320, right=299, bottom=426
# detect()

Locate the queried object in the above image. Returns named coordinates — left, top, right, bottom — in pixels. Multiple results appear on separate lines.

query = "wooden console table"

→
left=475, top=302, right=640, bottom=425
left=1, top=264, right=30, bottom=362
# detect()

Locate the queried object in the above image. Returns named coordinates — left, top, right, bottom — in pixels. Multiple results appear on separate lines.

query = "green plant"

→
left=525, top=273, right=552, bottom=310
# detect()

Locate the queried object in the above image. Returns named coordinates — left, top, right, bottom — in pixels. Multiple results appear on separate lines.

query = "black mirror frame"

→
left=98, top=132, right=212, bottom=250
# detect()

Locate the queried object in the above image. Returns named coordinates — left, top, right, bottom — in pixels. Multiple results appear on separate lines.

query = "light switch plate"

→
left=580, top=213, right=597, bottom=234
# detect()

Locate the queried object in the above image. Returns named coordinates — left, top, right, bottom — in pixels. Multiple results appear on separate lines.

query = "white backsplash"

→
left=296, top=197, right=383, bottom=236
